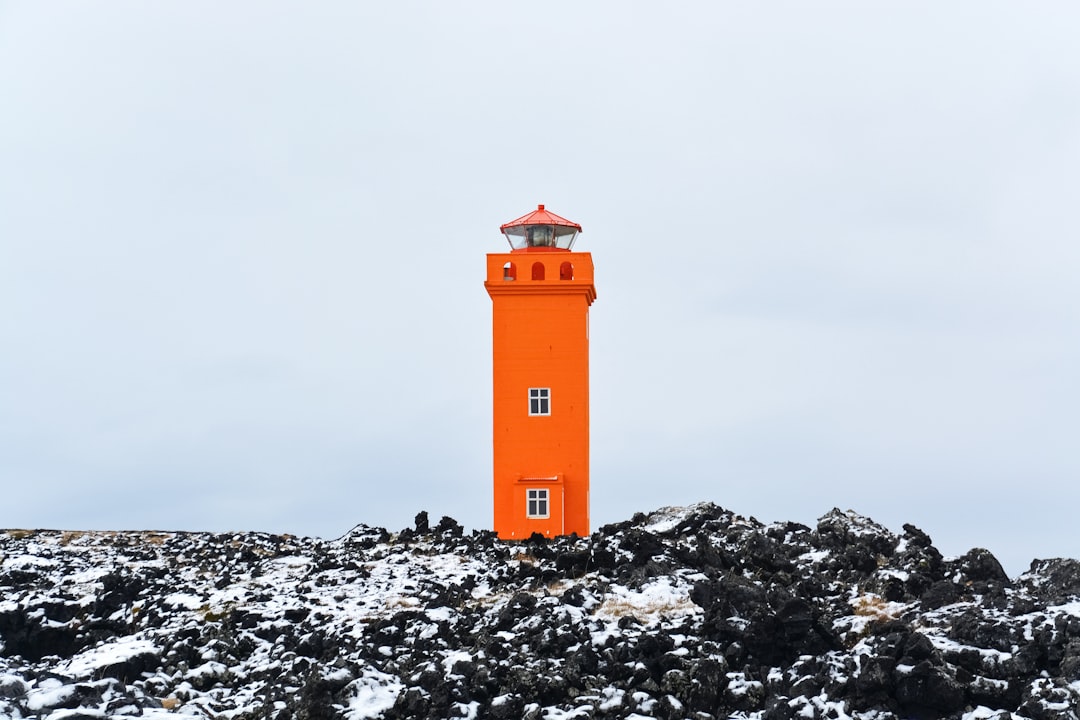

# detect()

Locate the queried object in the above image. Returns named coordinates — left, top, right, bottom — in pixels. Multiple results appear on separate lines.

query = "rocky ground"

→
left=1, top=503, right=1079, bottom=719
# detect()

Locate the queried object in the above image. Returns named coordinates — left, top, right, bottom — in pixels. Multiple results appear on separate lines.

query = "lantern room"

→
left=500, top=204, right=582, bottom=252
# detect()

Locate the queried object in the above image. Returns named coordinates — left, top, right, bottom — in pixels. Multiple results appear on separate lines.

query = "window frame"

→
left=528, top=387, right=551, bottom=416
left=526, top=488, right=550, bottom=519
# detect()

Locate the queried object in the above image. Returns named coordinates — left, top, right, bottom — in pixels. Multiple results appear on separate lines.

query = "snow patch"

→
left=61, top=638, right=159, bottom=679
left=594, top=577, right=701, bottom=626
left=343, top=667, right=404, bottom=720
left=162, top=593, right=204, bottom=610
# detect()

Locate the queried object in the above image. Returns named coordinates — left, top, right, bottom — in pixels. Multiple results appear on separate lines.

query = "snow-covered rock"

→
left=1, top=505, right=1078, bottom=719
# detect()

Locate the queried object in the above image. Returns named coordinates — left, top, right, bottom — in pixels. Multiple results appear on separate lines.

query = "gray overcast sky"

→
left=1, top=2, right=1077, bottom=576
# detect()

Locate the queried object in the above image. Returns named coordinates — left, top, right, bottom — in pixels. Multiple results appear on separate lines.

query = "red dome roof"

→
left=500, top=204, right=582, bottom=232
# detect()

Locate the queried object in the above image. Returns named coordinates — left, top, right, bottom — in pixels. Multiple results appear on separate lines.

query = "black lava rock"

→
left=1, top=504, right=1077, bottom=720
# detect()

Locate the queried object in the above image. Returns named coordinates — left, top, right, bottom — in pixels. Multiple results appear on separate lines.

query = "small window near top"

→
left=527, top=488, right=549, bottom=518
left=528, top=388, right=550, bottom=416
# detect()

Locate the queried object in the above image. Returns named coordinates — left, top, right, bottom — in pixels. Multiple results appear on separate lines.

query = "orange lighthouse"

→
left=485, top=205, right=596, bottom=539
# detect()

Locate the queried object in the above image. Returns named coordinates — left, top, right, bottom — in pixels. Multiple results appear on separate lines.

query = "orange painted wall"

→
left=485, top=250, right=596, bottom=539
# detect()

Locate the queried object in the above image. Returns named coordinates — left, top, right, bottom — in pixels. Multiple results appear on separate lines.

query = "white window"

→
left=527, top=489, right=549, bottom=518
left=528, top=388, right=550, bottom=416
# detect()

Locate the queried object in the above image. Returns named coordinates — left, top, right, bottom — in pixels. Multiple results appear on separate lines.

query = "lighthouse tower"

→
left=485, top=205, right=597, bottom=539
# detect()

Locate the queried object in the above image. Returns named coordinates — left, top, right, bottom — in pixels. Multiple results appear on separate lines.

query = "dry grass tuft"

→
left=852, top=594, right=902, bottom=623
left=546, top=579, right=570, bottom=594
left=142, top=532, right=170, bottom=546
left=200, top=603, right=237, bottom=623
left=595, top=594, right=699, bottom=624
left=60, top=531, right=86, bottom=545
left=386, top=596, right=419, bottom=609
